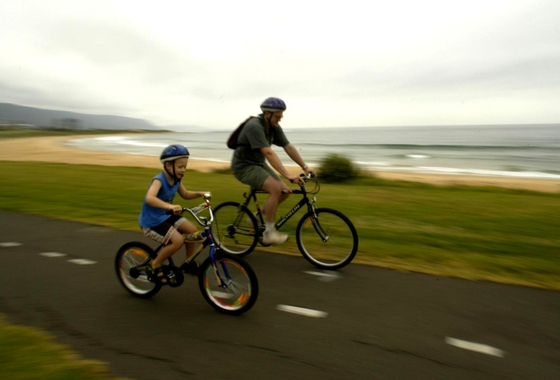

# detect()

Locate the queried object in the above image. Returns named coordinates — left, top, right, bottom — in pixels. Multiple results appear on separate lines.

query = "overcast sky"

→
left=1, top=0, right=559, bottom=130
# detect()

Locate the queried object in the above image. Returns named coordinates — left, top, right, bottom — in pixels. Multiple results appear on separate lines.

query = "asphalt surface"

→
left=1, top=210, right=559, bottom=379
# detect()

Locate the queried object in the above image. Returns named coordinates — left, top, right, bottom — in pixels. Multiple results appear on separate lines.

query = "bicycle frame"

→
left=141, top=195, right=231, bottom=287
left=245, top=188, right=313, bottom=232
left=239, top=174, right=327, bottom=237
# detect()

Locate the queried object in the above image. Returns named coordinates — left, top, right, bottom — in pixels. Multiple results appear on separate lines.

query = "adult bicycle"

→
left=211, top=174, right=358, bottom=270
left=115, top=193, right=258, bottom=315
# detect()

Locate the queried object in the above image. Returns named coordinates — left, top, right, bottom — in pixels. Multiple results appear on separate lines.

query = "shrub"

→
left=318, top=154, right=360, bottom=183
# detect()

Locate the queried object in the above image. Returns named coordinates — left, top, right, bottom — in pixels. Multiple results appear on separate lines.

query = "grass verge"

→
left=0, top=314, right=127, bottom=380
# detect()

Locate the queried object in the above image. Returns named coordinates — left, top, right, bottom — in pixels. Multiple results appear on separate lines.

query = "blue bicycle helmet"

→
left=260, top=97, right=287, bottom=112
left=160, top=144, right=190, bottom=164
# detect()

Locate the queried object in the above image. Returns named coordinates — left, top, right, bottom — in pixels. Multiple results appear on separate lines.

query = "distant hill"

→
left=0, top=103, right=162, bottom=131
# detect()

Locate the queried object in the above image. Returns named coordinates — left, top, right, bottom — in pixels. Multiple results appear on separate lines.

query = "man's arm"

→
left=283, top=143, right=315, bottom=175
left=261, top=146, right=300, bottom=182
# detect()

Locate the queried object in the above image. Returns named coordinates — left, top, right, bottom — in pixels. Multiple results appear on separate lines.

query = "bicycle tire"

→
left=211, top=201, right=259, bottom=256
left=115, top=241, right=161, bottom=298
left=296, top=208, right=358, bottom=270
left=198, top=251, right=259, bottom=315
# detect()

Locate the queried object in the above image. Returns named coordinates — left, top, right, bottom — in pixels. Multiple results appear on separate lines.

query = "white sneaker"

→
left=262, top=230, right=288, bottom=244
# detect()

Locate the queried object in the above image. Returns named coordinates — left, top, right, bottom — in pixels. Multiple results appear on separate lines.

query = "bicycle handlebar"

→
left=166, top=192, right=214, bottom=227
left=289, top=172, right=315, bottom=184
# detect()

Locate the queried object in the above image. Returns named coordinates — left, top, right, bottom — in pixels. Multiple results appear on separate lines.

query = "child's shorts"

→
left=142, top=215, right=187, bottom=245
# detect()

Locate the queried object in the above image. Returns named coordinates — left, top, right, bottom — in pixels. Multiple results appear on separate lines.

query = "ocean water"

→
left=66, top=124, right=560, bottom=179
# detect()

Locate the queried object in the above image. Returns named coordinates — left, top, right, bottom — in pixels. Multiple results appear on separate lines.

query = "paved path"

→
left=1, top=210, right=559, bottom=379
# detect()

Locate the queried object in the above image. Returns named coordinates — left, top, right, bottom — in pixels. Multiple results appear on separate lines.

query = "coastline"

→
left=1, top=135, right=559, bottom=193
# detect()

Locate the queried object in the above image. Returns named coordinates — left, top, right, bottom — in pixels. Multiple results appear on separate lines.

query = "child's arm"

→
left=145, top=179, right=182, bottom=214
left=177, top=183, right=210, bottom=200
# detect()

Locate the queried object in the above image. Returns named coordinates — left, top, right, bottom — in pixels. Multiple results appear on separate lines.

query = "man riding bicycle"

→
left=230, top=97, right=316, bottom=245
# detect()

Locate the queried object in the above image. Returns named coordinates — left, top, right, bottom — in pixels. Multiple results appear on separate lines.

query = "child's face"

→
left=170, top=157, right=188, bottom=179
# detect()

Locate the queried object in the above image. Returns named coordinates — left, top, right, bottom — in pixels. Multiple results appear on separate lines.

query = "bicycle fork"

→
left=305, top=205, right=330, bottom=243
left=207, top=233, right=231, bottom=288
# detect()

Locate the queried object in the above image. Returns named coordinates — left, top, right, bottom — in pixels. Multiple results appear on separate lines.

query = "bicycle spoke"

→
left=198, top=254, right=258, bottom=315
left=211, top=202, right=258, bottom=256
left=115, top=242, right=161, bottom=298
left=297, top=208, right=358, bottom=270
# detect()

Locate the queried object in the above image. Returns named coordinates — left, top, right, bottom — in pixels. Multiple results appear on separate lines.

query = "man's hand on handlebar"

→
left=287, top=173, right=303, bottom=184
left=288, top=172, right=316, bottom=185
left=303, top=166, right=316, bottom=177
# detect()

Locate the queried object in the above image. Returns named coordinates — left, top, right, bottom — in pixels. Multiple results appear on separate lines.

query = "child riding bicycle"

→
left=138, top=144, right=211, bottom=284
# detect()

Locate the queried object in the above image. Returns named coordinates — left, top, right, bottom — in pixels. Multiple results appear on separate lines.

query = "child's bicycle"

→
left=211, top=174, right=358, bottom=270
left=115, top=193, right=258, bottom=315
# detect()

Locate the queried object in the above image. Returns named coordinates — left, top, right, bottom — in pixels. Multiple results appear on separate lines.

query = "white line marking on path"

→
left=304, top=270, right=341, bottom=282
left=40, top=252, right=67, bottom=258
left=445, top=337, right=505, bottom=358
left=0, top=242, right=22, bottom=247
left=277, top=304, right=328, bottom=318
left=68, top=259, right=97, bottom=265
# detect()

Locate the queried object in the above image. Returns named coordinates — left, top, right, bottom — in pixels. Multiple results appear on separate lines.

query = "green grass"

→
left=0, top=314, right=128, bottom=379
left=1, top=160, right=559, bottom=290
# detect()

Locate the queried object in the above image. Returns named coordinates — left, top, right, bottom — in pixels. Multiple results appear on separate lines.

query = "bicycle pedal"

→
left=166, top=267, right=184, bottom=287
left=180, top=261, right=199, bottom=276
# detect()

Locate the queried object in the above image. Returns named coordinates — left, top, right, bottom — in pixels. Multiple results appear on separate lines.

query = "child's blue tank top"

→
left=138, top=172, right=180, bottom=228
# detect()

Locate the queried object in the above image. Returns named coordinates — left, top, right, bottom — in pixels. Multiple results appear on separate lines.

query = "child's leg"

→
left=177, top=220, right=198, bottom=262
left=152, top=231, right=184, bottom=268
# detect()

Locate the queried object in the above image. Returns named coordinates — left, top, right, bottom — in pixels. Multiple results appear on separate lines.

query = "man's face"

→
left=270, top=111, right=284, bottom=127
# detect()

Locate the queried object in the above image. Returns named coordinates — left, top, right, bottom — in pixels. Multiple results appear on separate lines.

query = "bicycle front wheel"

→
left=115, top=242, right=161, bottom=298
left=211, top=201, right=258, bottom=256
left=296, top=208, right=358, bottom=270
left=198, top=252, right=259, bottom=315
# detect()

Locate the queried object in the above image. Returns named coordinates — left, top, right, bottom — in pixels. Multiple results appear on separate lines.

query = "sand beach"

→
left=1, top=135, right=559, bottom=193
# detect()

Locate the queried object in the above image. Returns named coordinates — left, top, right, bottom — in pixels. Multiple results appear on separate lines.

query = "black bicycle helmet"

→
left=160, top=144, right=190, bottom=164
left=260, top=97, right=287, bottom=112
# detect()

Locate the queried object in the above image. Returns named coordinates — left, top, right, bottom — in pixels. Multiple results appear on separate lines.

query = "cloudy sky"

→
left=1, top=0, right=559, bottom=129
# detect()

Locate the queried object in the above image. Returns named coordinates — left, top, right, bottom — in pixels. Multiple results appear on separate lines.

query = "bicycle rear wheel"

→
left=198, top=251, right=259, bottom=315
left=296, top=208, right=358, bottom=270
left=115, top=242, right=161, bottom=298
left=211, top=201, right=259, bottom=256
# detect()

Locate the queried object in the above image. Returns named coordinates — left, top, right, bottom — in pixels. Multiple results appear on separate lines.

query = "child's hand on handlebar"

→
left=169, top=204, right=183, bottom=215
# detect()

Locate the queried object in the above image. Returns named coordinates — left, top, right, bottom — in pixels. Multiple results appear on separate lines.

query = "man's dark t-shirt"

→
left=231, top=115, right=290, bottom=173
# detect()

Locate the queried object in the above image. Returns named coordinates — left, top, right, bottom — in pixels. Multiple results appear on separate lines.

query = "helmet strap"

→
left=164, top=161, right=180, bottom=185
left=264, top=112, right=273, bottom=133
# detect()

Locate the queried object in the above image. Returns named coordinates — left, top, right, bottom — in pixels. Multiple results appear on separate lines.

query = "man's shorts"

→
left=142, top=215, right=187, bottom=245
left=233, top=164, right=281, bottom=190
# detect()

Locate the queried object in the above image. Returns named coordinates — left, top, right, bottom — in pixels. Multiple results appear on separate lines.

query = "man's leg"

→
left=260, top=175, right=290, bottom=244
